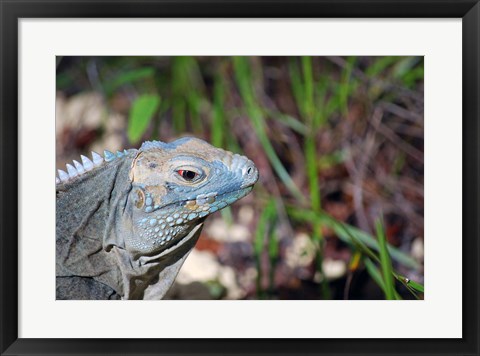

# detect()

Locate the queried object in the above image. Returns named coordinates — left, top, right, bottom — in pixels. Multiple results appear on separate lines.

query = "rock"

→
left=205, top=218, right=251, bottom=243
left=411, top=237, right=424, bottom=262
left=176, top=249, right=219, bottom=284
left=176, top=249, right=245, bottom=299
left=322, top=258, right=347, bottom=280
left=285, top=233, right=316, bottom=269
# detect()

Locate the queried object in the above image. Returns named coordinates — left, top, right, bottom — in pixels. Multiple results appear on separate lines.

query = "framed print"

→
left=1, top=1, right=479, bottom=355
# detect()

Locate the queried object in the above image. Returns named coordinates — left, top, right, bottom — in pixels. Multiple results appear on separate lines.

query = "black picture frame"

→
left=1, top=1, right=478, bottom=355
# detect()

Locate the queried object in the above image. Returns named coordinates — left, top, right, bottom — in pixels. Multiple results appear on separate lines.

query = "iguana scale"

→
left=56, top=137, right=258, bottom=300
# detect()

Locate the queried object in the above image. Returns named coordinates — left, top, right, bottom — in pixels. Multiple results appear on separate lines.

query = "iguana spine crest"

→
left=56, top=149, right=129, bottom=184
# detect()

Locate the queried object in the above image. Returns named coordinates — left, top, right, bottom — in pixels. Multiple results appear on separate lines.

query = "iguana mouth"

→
left=149, top=185, right=253, bottom=214
left=184, top=186, right=253, bottom=214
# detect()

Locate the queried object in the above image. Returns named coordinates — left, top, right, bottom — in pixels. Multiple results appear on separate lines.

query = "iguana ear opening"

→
left=134, top=188, right=145, bottom=209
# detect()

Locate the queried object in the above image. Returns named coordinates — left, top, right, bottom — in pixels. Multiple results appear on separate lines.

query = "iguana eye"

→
left=177, top=169, right=198, bottom=181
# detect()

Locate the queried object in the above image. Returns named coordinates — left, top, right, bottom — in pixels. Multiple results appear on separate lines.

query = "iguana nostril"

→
left=240, top=161, right=259, bottom=188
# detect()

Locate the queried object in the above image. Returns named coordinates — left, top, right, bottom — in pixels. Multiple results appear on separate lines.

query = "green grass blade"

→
left=288, top=58, right=305, bottom=118
left=286, top=207, right=420, bottom=270
left=365, top=56, right=399, bottom=77
left=301, top=56, right=315, bottom=119
left=392, top=57, right=421, bottom=80
left=255, top=199, right=277, bottom=253
left=305, top=134, right=320, bottom=210
left=220, top=206, right=233, bottom=225
left=264, top=109, right=307, bottom=135
left=375, top=219, right=396, bottom=300
left=212, top=73, right=226, bottom=147
left=341, top=221, right=422, bottom=300
left=105, top=67, right=155, bottom=96
left=364, top=258, right=402, bottom=300
left=393, top=274, right=424, bottom=297
left=254, top=198, right=277, bottom=298
left=338, top=56, right=356, bottom=116
left=406, top=279, right=424, bottom=293
left=171, top=56, right=198, bottom=133
left=364, top=257, right=385, bottom=289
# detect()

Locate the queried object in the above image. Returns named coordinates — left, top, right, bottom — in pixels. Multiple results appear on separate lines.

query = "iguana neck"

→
left=56, top=155, right=134, bottom=291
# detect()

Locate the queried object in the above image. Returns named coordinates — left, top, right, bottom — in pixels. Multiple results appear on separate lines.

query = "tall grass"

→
left=233, top=57, right=306, bottom=203
left=290, top=57, right=330, bottom=298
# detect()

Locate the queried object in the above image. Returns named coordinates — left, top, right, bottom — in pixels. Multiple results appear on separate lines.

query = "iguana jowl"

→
left=56, top=137, right=258, bottom=300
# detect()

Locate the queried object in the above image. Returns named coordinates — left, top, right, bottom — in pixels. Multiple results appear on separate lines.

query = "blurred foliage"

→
left=56, top=56, right=424, bottom=300
left=127, top=94, right=161, bottom=143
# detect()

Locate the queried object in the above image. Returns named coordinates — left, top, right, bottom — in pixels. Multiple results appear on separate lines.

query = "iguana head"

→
left=124, top=137, right=258, bottom=255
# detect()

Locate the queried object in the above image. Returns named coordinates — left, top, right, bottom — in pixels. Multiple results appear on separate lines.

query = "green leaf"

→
left=127, top=94, right=160, bottom=143
left=376, top=219, right=396, bottom=300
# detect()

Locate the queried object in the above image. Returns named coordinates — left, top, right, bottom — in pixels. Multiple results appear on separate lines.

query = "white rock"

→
left=411, top=237, right=424, bottom=262
left=205, top=218, right=251, bottom=242
left=176, top=249, right=244, bottom=299
left=218, top=266, right=244, bottom=299
left=229, top=225, right=251, bottom=242
left=314, top=259, right=347, bottom=282
left=285, top=233, right=316, bottom=268
left=238, top=205, right=255, bottom=225
left=176, top=249, right=219, bottom=284
left=322, top=259, right=347, bottom=280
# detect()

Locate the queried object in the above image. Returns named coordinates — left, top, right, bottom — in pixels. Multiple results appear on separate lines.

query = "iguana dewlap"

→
left=56, top=137, right=258, bottom=300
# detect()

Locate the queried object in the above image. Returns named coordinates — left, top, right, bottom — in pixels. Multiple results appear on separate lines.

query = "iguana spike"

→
left=104, top=150, right=115, bottom=162
left=73, top=160, right=85, bottom=174
left=66, top=164, right=78, bottom=178
left=116, top=150, right=124, bottom=158
left=81, top=155, right=94, bottom=171
left=57, top=169, right=69, bottom=182
left=123, top=149, right=129, bottom=155
left=56, top=176, right=61, bottom=184
left=91, top=151, right=104, bottom=166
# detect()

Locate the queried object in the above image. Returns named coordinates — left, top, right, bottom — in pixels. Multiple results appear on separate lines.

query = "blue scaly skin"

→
left=56, top=137, right=258, bottom=300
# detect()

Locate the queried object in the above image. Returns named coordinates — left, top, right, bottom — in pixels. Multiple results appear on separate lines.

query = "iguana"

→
left=56, top=137, right=258, bottom=300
